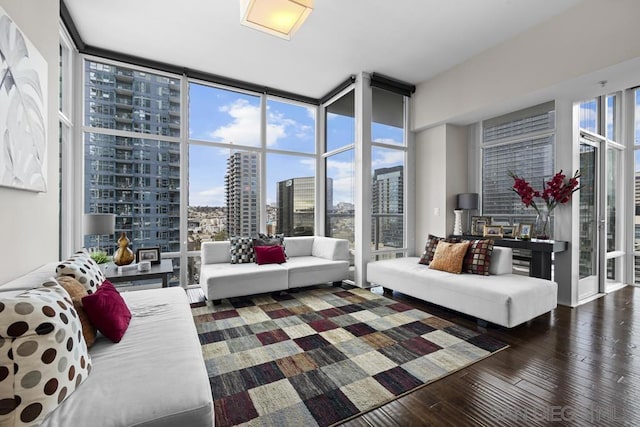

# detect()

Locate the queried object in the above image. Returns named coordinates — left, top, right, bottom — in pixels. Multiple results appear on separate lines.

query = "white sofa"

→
left=367, top=247, right=557, bottom=328
left=199, top=236, right=350, bottom=302
left=0, top=263, right=214, bottom=427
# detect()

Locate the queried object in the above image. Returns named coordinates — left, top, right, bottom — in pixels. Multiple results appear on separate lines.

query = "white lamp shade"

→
left=240, top=0, right=313, bottom=40
left=84, top=213, right=116, bottom=236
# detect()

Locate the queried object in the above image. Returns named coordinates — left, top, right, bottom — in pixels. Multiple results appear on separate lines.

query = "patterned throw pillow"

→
left=230, top=237, right=255, bottom=264
left=418, top=235, right=460, bottom=265
left=0, top=281, right=92, bottom=426
left=429, top=241, right=470, bottom=274
left=253, top=234, right=287, bottom=258
left=55, top=276, right=97, bottom=347
left=56, top=249, right=105, bottom=294
left=463, top=239, right=495, bottom=276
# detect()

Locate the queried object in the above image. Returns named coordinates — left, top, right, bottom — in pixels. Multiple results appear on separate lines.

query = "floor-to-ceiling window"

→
left=83, top=59, right=182, bottom=284
left=482, top=102, right=556, bottom=227
left=633, top=89, right=640, bottom=284
left=187, top=84, right=317, bottom=285
left=59, top=26, right=75, bottom=259
left=324, top=89, right=355, bottom=247
left=371, top=87, right=406, bottom=260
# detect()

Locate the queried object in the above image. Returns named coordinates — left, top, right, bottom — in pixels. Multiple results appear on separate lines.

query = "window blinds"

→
left=482, top=103, right=555, bottom=220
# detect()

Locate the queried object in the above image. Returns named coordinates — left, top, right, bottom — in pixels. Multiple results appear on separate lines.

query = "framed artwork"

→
left=0, top=6, right=48, bottom=192
left=136, top=247, right=161, bottom=265
left=519, top=223, right=533, bottom=239
left=483, top=225, right=503, bottom=238
left=502, top=225, right=516, bottom=238
left=471, top=216, right=491, bottom=236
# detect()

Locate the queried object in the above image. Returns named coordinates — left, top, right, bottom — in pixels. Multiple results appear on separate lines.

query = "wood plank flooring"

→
left=342, top=285, right=640, bottom=426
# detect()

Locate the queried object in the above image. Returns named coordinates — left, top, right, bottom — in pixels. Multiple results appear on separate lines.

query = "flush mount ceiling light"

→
left=240, top=0, right=313, bottom=40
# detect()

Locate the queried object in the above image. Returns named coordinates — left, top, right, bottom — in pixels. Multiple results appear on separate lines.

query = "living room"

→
left=2, top=0, right=640, bottom=425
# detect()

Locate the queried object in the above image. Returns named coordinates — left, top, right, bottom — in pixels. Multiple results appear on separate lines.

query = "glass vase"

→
left=534, top=209, right=551, bottom=240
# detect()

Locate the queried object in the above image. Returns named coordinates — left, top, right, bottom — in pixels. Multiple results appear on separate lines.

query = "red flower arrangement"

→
left=508, top=169, right=581, bottom=238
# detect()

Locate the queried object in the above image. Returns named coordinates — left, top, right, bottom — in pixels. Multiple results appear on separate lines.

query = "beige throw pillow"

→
left=429, top=241, right=470, bottom=274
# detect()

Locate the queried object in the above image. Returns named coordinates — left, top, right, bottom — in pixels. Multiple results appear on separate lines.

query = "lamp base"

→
left=453, top=209, right=463, bottom=235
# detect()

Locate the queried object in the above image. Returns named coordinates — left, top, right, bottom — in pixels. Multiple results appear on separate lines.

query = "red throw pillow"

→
left=82, top=280, right=132, bottom=343
left=254, top=245, right=287, bottom=265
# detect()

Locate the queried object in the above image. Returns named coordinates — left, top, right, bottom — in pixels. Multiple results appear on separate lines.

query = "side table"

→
left=103, top=259, right=174, bottom=288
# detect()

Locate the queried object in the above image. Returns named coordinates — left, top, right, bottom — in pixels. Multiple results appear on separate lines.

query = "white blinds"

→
left=482, top=103, right=555, bottom=221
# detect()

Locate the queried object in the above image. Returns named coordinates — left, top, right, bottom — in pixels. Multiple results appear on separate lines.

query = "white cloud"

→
left=210, top=99, right=261, bottom=146
left=190, top=186, right=225, bottom=207
left=209, top=99, right=305, bottom=148
left=372, top=150, right=404, bottom=168
left=326, top=159, right=355, bottom=204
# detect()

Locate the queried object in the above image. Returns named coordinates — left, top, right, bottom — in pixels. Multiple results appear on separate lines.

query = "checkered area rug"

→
left=192, top=286, right=508, bottom=426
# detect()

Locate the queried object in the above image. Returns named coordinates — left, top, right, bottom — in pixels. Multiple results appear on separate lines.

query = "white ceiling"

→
left=64, top=0, right=583, bottom=99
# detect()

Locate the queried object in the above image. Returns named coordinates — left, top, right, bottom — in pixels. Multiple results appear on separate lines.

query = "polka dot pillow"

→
left=0, top=279, right=92, bottom=426
left=56, top=249, right=105, bottom=294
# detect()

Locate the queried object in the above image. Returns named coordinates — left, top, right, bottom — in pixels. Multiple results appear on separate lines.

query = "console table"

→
left=103, top=259, right=174, bottom=287
left=456, top=236, right=568, bottom=280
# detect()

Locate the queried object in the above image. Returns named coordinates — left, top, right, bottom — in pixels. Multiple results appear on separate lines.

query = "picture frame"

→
left=471, top=216, right=491, bottom=236
left=136, top=247, right=161, bottom=265
left=518, top=223, right=533, bottom=239
left=483, top=225, right=503, bottom=238
left=0, top=6, right=48, bottom=192
left=501, top=225, right=516, bottom=238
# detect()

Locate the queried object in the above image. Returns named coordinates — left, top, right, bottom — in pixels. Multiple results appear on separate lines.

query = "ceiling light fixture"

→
left=240, top=0, right=313, bottom=40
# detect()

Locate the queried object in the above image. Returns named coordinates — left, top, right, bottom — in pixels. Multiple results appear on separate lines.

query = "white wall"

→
left=414, top=124, right=467, bottom=255
left=413, top=0, right=640, bottom=130
left=0, top=0, right=59, bottom=284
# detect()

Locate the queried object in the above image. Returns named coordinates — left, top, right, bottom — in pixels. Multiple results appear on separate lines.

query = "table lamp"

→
left=456, top=193, right=479, bottom=235
left=84, top=213, right=116, bottom=252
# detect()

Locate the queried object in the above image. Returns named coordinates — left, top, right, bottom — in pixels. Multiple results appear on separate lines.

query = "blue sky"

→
left=188, top=83, right=404, bottom=207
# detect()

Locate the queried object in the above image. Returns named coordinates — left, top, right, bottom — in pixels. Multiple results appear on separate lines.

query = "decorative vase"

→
left=534, top=209, right=551, bottom=240
left=113, top=232, right=135, bottom=266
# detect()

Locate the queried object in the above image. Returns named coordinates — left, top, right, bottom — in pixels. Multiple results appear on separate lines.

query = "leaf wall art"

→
left=0, top=6, right=47, bottom=192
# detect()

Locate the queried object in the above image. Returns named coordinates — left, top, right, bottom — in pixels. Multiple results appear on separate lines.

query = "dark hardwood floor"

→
left=341, top=285, right=640, bottom=426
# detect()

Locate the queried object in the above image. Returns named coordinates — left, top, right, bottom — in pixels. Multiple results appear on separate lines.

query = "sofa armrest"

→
left=311, top=237, right=350, bottom=261
left=490, top=247, right=513, bottom=275
left=201, top=241, right=231, bottom=265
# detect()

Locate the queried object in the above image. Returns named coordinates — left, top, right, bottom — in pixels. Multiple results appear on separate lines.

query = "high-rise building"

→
left=83, top=61, right=181, bottom=254
left=225, top=152, right=259, bottom=237
left=277, top=177, right=315, bottom=236
left=372, top=166, right=404, bottom=249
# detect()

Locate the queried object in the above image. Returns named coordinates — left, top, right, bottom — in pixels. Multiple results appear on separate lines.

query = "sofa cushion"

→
left=253, top=235, right=287, bottom=258
left=82, top=281, right=131, bottom=343
left=462, top=239, right=494, bottom=276
left=254, top=245, right=286, bottom=265
left=418, top=234, right=459, bottom=265
left=201, top=241, right=231, bottom=264
left=489, top=247, right=513, bottom=275
left=311, top=237, right=350, bottom=261
left=282, top=256, right=349, bottom=288
left=282, top=236, right=314, bottom=257
left=200, top=263, right=288, bottom=300
left=55, top=276, right=97, bottom=348
left=0, top=281, right=92, bottom=426
left=229, top=237, right=255, bottom=264
left=55, top=250, right=105, bottom=294
left=429, top=241, right=470, bottom=274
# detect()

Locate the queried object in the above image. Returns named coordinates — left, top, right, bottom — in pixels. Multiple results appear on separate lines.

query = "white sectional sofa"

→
left=199, top=236, right=350, bottom=302
left=367, top=247, right=557, bottom=328
left=0, top=263, right=214, bottom=427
